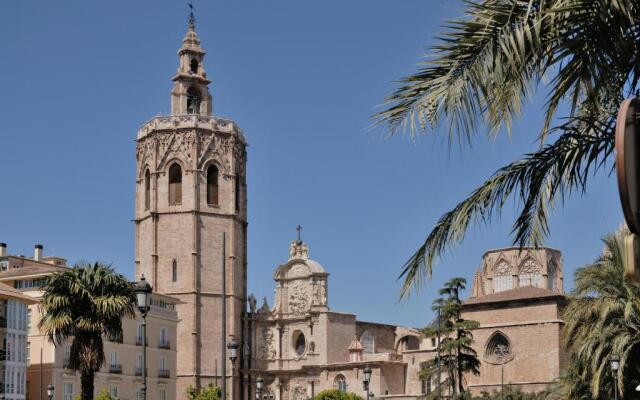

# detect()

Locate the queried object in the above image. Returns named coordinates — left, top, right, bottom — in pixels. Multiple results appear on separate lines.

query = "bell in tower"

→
left=134, top=9, right=248, bottom=400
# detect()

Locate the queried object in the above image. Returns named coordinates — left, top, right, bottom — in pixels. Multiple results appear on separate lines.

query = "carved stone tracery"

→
left=288, top=281, right=309, bottom=317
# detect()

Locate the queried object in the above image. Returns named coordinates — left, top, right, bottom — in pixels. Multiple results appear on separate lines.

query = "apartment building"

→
left=0, top=244, right=179, bottom=400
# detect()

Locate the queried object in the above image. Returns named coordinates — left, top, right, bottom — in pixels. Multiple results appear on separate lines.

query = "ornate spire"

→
left=289, top=225, right=309, bottom=260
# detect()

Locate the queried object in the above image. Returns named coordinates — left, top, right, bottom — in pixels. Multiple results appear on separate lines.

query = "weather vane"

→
left=187, top=0, right=195, bottom=26
left=296, top=225, right=303, bottom=244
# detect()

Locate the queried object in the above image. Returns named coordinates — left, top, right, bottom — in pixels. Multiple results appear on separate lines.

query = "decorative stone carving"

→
left=485, top=331, right=514, bottom=364
left=291, top=382, right=307, bottom=400
left=288, top=281, right=309, bottom=317
left=198, top=133, right=234, bottom=174
left=156, top=131, right=195, bottom=169
left=319, top=280, right=327, bottom=306
left=248, top=294, right=257, bottom=314
left=259, top=297, right=270, bottom=314
left=259, top=327, right=277, bottom=360
left=289, top=240, right=309, bottom=260
left=495, top=261, right=510, bottom=276
left=520, top=258, right=540, bottom=273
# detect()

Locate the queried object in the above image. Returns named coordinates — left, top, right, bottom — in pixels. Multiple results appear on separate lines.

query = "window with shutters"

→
left=168, top=163, right=182, bottom=205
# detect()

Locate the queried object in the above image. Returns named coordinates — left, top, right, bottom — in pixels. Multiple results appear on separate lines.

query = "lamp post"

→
left=256, top=376, right=264, bottom=400
left=134, top=275, right=152, bottom=400
left=362, top=366, right=372, bottom=400
left=611, top=354, right=620, bottom=400
left=228, top=336, right=239, bottom=400
left=46, top=383, right=54, bottom=400
left=368, top=392, right=375, bottom=400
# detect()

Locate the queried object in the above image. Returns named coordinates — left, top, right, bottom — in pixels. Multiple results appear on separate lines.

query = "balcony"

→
left=109, top=364, right=122, bottom=374
left=0, top=350, right=6, bottom=361
left=135, top=337, right=148, bottom=346
left=158, top=369, right=170, bottom=379
left=0, top=317, right=7, bottom=328
left=158, top=340, right=170, bottom=350
left=134, top=367, right=147, bottom=377
left=63, top=361, right=72, bottom=370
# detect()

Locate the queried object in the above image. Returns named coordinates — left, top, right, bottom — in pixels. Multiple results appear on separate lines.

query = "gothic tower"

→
left=134, top=14, right=247, bottom=399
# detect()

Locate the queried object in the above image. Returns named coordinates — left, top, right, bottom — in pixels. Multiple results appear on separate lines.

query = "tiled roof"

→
left=0, top=283, right=38, bottom=304
left=0, top=264, right=69, bottom=279
left=463, top=286, right=563, bottom=306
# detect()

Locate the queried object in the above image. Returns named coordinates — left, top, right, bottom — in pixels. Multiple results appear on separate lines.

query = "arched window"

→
left=172, top=260, right=177, bottom=282
left=548, top=262, right=557, bottom=291
left=144, top=169, right=151, bottom=210
left=190, top=58, right=199, bottom=74
left=186, top=86, right=201, bottom=114
left=333, top=375, right=347, bottom=393
left=485, top=331, right=513, bottom=364
left=361, top=331, right=375, bottom=354
left=293, top=331, right=306, bottom=356
left=493, top=261, right=512, bottom=293
left=235, top=174, right=241, bottom=212
left=207, top=165, right=219, bottom=205
left=519, top=259, right=541, bottom=288
left=168, top=164, right=182, bottom=205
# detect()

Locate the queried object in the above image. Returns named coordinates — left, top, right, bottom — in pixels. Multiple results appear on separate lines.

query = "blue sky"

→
left=0, top=1, right=622, bottom=327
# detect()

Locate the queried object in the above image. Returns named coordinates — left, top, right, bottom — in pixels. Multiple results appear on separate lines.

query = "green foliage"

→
left=374, top=0, right=635, bottom=297
left=547, top=231, right=640, bottom=399
left=94, top=389, right=114, bottom=400
left=186, top=384, right=222, bottom=400
left=420, top=278, right=480, bottom=399
left=313, top=389, right=364, bottom=400
left=468, top=386, right=547, bottom=400
left=38, top=262, right=136, bottom=400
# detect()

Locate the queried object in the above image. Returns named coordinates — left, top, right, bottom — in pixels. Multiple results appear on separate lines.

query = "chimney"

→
left=34, top=244, right=43, bottom=261
left=0, top=243, right=6, bottom=257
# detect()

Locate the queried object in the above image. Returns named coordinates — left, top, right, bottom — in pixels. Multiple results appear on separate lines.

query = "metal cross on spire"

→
left=296, top=225, right=303, bottom=244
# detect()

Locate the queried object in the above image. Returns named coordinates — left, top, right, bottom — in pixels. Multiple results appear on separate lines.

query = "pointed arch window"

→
left=168, top=164, right=182, bottom=205
left=519, top=259, right=541, bottom=288
left=186, top=86, right=201, bottom=114
left=333, top=375, right=347, bottom=393
left=548, top=262, right=557, bottom=291
left=207, top=165, right=219, bottom=205
left=485, top=331, right=513, bottom=364
left=361, top=331, right=375, bottom=354
left=144, top=169, right=151, bottom=210
left=493, top=261, right=512, bottom=293
left=190, top=58, right=199, bottom=74
left=172, top=260, right=177, bottom=282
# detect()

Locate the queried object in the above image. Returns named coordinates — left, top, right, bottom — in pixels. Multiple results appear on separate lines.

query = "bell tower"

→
left=134, top=12, right=248, bottom=400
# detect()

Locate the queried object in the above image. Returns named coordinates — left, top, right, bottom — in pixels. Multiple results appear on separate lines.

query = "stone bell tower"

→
left=134, top=12, right=247, bottom=400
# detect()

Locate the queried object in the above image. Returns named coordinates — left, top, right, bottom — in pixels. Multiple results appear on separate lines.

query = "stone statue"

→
left=248, top=294, right=257, bottom=314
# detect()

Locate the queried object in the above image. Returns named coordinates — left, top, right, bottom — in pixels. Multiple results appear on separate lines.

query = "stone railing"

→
left=137, top=114, right=245, bottom=141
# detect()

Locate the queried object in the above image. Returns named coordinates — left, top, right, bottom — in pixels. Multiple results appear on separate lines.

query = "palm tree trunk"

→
left=80, top=369, right=95, bottom=400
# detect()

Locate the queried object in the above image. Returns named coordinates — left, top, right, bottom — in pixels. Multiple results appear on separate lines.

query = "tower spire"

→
left=171, top=1, right=212, bottom=116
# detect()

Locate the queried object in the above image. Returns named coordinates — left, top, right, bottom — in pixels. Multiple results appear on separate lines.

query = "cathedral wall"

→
left=322, top=312, right=357, bottom=364
left=464, top=301, right=564, bottom=394
left=356, top=322, right=396, bottom=354
left=402, top=350, right=436, bottom=396
left=463, top=300, right=561, bottom=326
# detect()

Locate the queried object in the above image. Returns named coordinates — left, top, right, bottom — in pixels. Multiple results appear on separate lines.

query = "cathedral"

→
left=133, top=15, right=567, bottom=400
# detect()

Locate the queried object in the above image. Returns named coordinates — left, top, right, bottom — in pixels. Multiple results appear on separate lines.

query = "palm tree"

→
left=375, top=0, right=638, bottom=296
left=39, top=262, right=136, bottom=400
left=551, top=231, right=640, bottom=399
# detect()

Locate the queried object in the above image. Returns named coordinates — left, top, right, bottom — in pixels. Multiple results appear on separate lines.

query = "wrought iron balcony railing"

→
left=158, top=369, right=170, bottom=379
left=158, top=340, right=170, bottom=349
left=109, top=364, right=122, bottom=374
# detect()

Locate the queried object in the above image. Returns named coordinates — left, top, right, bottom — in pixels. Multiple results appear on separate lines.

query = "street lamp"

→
left=368, top=392, right=375, bottom=400
left=46, top=383, right=54, bottom=400
left=256, top=376, right=264, bottom=400
left=134, top=275, right=152, bottom=400
left=362, top=366, right=372, bottom=400
left=227, top=336, right=239, bottom=399
left=610, top=354, right=620, bottom=400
